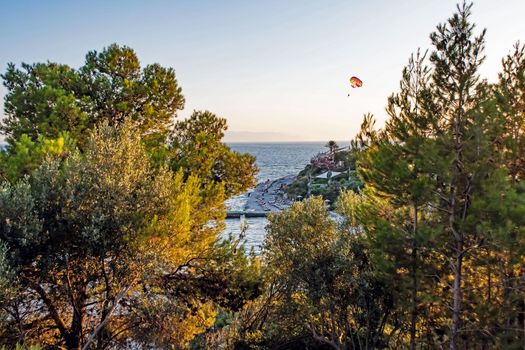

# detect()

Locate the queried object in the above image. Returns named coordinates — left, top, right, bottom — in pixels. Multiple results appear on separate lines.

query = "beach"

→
left=227, top=175, right=296, bottom=217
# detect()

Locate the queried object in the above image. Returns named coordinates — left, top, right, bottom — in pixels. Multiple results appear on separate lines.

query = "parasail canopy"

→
left=349, top=76, right=363, bottom=88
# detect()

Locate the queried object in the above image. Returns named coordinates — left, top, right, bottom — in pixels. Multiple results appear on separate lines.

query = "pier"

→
left=226, top=210, right=271, bottom=218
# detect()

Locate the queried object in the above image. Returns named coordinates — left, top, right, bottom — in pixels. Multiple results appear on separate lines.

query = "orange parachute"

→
left=349, top=76, right=363, bottom=88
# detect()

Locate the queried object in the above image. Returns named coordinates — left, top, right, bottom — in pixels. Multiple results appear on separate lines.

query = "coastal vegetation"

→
left=0, top=45, right=259, bottom=349
left=285, top=143, right=362, bottom=205
left=200, top=3, right=525, bottom=349
left=0, top=2, right=524, bottom=350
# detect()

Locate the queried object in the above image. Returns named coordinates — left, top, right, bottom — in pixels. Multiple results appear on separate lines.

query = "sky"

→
left=1, top=1, right=525, bottom=142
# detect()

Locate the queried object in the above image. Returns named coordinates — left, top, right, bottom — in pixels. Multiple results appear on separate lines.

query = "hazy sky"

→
left=1, top=1, right=525, bottom=142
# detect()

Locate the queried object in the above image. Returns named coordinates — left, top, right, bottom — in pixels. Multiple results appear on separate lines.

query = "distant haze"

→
left=1, top=1, right=525, bottom=141
left=224, top=131, right=325, bottom=143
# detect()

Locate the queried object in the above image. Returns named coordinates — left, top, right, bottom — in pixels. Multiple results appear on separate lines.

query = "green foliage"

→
left=243, top=3, right=525, bottom=349
left=334, top=149, right=357, bottom=170
left=324, top=140, right=339, bottom=157
left=1, top=43, right=185, bottom=148
left=0, top=123, right=259, bottom=349
left=495, top=42, right=525, bottom=182
left=309, top=181, right=340, bottom=205
left=3, top=3, right=525, bottom=349
left=346, top=2, right=525, bottom=349
left=286, top=148, right=362, bottom=204
left=355, top=49, right=442, bottom=348
left=233, top=197, right=393, bottom=349
left=0, top=345, right=41, bottom=350
left=0, top=243, right=16, bottom=297
left=285, top=175, right=309, bottom=199
left=0, top=133, right=75, bottom=182
left=169, top=110, right=257, bottom=197
left=0, top=42, right=260, bottom=349
left=0, top=242, right=18, bottom=339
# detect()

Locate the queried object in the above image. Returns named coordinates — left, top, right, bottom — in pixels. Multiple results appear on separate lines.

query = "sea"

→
left=224, top=142, right=333, bottom=253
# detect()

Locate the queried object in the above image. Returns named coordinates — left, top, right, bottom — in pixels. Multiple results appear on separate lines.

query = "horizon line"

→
left=224, top=140, right=350, bottom=143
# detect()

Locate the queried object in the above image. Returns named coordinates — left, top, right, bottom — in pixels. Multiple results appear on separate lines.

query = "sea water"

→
left=225, top=142, right=331, bottom=252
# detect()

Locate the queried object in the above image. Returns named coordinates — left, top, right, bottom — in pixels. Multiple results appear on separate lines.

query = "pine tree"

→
left=427, top=3, right=500, bottom=348
left=357, top=50, right=440, bottom=348
left=496, top=42, right=525, bottom=183
left=354, top=3, right=520, bottom=348
left=492, top=41, right=525, bottom=348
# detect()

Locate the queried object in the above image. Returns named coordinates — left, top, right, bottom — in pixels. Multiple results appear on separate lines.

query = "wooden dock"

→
left=226, top=211, right=272, bottom=218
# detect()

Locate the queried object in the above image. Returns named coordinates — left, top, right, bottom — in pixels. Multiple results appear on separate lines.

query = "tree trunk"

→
left=450, top=239, right=463, bottom=350
left=66, top=292, right=86, bottom=350
left=410, top=205, right=418, bottom=350
left=65, top=332, right=82, bottom=350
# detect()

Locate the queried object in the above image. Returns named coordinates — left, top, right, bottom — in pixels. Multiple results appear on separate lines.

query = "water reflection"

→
left=224, top=217, right=268, bottom=254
